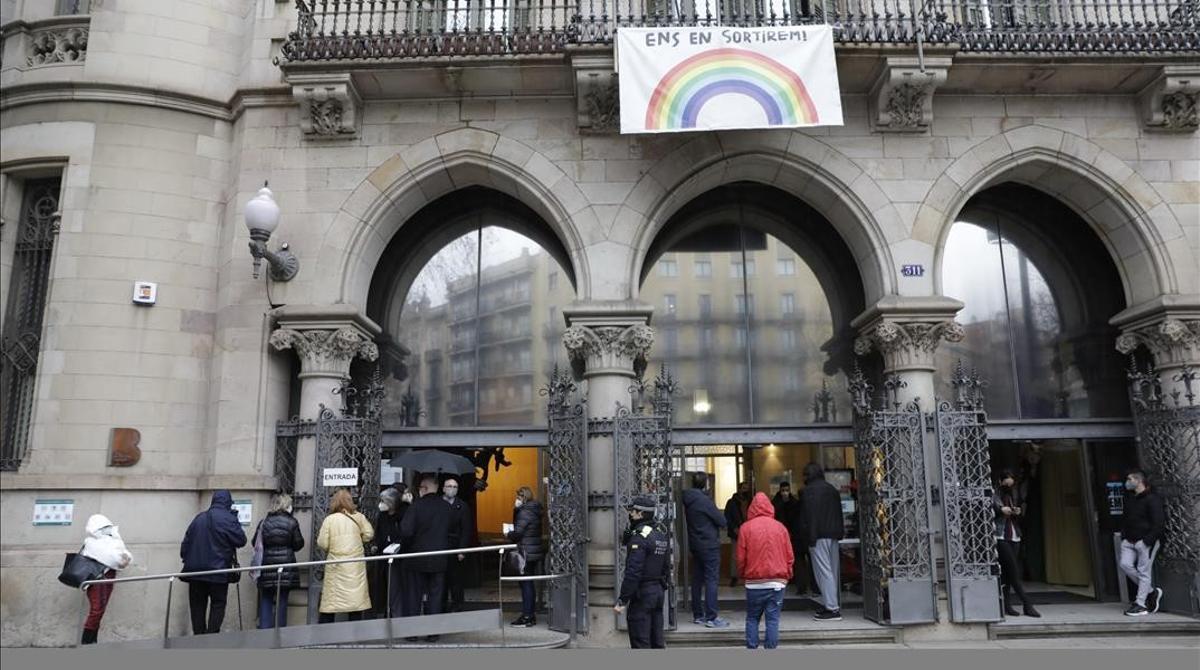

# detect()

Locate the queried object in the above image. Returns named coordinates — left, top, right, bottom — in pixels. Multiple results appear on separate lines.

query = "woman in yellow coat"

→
left=316, top=488, right=375, bottom=622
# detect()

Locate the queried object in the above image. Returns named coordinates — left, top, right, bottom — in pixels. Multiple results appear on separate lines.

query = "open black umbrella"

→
left=389, top=449, right=475, bottom=475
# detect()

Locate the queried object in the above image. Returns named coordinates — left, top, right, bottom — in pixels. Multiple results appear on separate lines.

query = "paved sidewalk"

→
left=769, top=635, right=1200, bottom=649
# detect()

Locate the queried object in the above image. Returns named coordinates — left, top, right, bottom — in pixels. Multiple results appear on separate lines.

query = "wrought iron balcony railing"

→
left=280, top=0, right=1198, bottom=62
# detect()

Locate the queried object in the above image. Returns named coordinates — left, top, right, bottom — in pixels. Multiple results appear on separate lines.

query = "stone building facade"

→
left=1, top=0, right=1197, bottom=647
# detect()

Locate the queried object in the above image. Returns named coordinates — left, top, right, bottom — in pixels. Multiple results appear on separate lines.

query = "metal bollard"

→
left=163, top=576, right=175, bottom=648
left=498, top=548, right=506, bottom=648
left=385, top=557, right=395, bottom=649
left=569, top=574, right=577, bottom=648
left=274, top=567, right=284, bottom=648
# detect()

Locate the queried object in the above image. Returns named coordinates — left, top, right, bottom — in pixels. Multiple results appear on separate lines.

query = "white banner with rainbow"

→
left=616, top=25, right=843, bottom=134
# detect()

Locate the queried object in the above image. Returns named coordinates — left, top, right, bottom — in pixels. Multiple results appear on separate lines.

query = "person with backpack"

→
left=181, top=490, right=247, bottom=635
left=78, top=514, right=133, bottom=644
left=251, top=492, right=304, bottom=629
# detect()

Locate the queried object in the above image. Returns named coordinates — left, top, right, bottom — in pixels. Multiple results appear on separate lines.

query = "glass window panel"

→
left=659, top=259, right=678, bottom=277
left=746, top=232, right=839, bottom=424
left=394, top=226, right=570, bottom=428
left=694, top=259, right=712, bottom=278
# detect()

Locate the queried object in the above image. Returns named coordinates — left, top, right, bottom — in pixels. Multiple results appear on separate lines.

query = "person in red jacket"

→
left=736, top=492, right=794, bottom=649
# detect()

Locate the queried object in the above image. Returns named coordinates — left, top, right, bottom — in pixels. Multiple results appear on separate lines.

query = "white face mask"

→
left=514, top=498, right=524, bottom=508
left=285, top=506, right=293, bottom=514
left=444, top=486, right=458, bottom=500
left=401, top=492, right=413, bottom=503
left=378, top=502, right=390, bottom=512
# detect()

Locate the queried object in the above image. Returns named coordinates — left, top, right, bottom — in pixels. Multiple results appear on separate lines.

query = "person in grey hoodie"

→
left=682, top=472, right=729, bottom=628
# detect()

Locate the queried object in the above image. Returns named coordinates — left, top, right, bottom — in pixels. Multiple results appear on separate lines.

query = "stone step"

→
left=989, top=618, right=1200, bottom=640
left=666, top=624, right=902, bottom=647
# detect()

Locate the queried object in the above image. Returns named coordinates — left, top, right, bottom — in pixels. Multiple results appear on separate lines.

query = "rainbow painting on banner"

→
left=618, top=26, right=843, bottom=134
left=644, top=48, right=820, bottom=130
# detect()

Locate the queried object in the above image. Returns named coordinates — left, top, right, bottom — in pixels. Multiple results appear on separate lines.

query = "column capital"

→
left=851, top=296, right=964, bottom=372
left=269, top=304, right=381, bottom=380
left=870, top=56, right=953, bottom=133
left=562, top=302, right=655, bottom=379
left=1137, top=65, right=1200, bottom=133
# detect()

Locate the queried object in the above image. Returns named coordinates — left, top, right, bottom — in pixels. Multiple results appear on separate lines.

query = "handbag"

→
left=502, top=547, right=527, bottom=577
left=249, top=521, right=265, bottom=583
left=58, top=548, right=108, bottom=588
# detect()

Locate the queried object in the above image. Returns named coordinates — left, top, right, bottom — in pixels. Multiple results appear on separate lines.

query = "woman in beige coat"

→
left=316, top=489, right=374, bottom=622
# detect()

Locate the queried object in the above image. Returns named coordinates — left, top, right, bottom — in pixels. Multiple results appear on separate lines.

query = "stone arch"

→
left=620, top=132, right=903, bottom=305
left=322, top=127, right=592, bottom=307
left=915, top=126, right=1194, bottom=306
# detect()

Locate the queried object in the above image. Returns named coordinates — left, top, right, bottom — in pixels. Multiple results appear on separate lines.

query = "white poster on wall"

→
left=617, top=25, right=843, bottom=134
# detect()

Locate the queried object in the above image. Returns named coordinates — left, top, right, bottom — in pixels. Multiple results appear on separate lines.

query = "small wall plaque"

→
left=33, top=499, right=74, bottom=526
left=901, top=264, right=926, bottom=277
left=132, top=281, right=157, bottom=305
left=232, top=500, right=252, bottom=526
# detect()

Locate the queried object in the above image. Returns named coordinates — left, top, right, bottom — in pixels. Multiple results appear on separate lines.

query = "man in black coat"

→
left=1119, top=469, right=1167, bottom=616
left=772, top=481, right=812, bottom=595
left=441, top=477, right=473, bottom=613
left=181, top=490, right=247, bottom=634
left=399, top=475, right=453, bottom=636
left=801, top=463, right=845, bottom=620
left=682, top=472, right=728, bottom=627
left=723, top=481, right=752, bottom=586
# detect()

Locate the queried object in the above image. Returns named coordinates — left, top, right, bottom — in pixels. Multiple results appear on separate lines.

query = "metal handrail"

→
left=77, top=543, right=517, bottom=649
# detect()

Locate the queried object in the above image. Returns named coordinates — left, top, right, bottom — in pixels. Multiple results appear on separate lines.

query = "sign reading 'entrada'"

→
left=617, top=26, right=843, bottom=134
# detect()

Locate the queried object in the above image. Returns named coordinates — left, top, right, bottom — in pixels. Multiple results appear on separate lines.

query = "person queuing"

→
left=181, top=490, right=247, bottom=635
left=614, top=495, right=671, bottom=649
left=442, top=477, right=473, bottom=614
left=737, top=492, right=793, bottom=650
left=253, top=492, right=304, bottom=629
left=723, top=481, right=752, bottom=587
left=371, top=485, right=409, bottom=619
left=682, top=472, right=729, bottom=628
left=506, top=486, right=545, bottom=627
left=993, top=470, right=1040, bottom=618
left=801, top=463, right=845, bottom=621
left=1120, top=469, right=1166, bottom=617
left=315, top=488, right=374, bottom=623
left=771, top=481, right=811, bottom=596
left=79, top=514, right=133, bottom=644
left=400, top=475, right=453, bottom=641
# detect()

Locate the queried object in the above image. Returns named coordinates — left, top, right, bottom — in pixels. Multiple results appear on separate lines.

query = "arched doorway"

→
left=365, top=186, right=578, bottom=612
left=935, top=183, right=1135, bottom=606
left=638, top=182, right=868, bottom=614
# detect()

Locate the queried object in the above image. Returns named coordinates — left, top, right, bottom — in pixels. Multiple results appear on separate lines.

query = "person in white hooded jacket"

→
left=79, top=514, right=133, bottom=644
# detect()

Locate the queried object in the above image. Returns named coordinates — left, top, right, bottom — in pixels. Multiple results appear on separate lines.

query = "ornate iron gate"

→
left=849, top=367, right=938, bottom=624
left=273, top=371, right=385, bottom=622
left=935, top=362, right=1001, bottom=622
left=543, top=366, right=589, bottom=633
left=1129, top=362, right=1200, bottom=617
left=613, top=367, right=678, bottom=630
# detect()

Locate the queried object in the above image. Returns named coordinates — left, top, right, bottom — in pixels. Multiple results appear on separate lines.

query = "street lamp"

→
left=244, top=183, right=298, bottom=282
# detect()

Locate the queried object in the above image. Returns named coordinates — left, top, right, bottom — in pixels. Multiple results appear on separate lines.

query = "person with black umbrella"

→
left=399, top=474, right=454, bottom=641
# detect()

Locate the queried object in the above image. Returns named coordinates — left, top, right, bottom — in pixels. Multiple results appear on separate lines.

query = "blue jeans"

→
left=520, top=560, right=540, bottom=617
left=744, top=587, right=784, bottom=649
left=257, top=587, right=288, bottom=629
left=690, top=547, right=720, bottom=621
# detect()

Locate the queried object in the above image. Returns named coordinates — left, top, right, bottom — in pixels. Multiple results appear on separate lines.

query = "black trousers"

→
left=997, top=539, right=1030, bottom=606
left=626, top=584, right=665, bottom=649
left=318, top=610, right=364, bottom=624
left=403, top=570, right=445, bottom=617
left=187, top=581, right=229, bottom=635
left=443, top=556, right=465, bottom=611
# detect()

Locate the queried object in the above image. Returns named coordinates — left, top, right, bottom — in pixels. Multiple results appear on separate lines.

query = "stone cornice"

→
left=0, top=81, right=294, bottom=122
left=1, top=473, right=279, bottom=491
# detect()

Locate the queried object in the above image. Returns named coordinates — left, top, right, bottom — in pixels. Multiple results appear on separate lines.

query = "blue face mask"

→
left=1125, top=480, right=1137, bottom=491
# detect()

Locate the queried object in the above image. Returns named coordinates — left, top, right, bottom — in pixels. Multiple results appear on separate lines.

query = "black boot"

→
left=1022, top=603, right=1041, bottom=618
left=81, top=629, right=98, bottom=645
left=1002, top=590, right=1020, bottom=617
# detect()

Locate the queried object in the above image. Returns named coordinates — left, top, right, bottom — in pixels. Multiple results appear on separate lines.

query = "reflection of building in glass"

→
left=394, top=236, right=572, bottom=427
left=641, top=229, right=842, bottom=425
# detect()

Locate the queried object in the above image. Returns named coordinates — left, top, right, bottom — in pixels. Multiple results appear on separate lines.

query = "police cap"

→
left=627, top=495, right=657, bottom=512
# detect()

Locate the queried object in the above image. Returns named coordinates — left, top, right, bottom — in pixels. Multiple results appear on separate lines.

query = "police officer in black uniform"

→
left=613, top=495, right=671, bottom=649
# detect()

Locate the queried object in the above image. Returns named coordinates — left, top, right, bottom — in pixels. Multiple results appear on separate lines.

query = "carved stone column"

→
left=1114, top=303, right=1200, bottom=399
left=268, top=306, right=380, bottom=568
left=561, top=303, right=654, bottom=642
left=852, top=297, right=965, bottom=410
